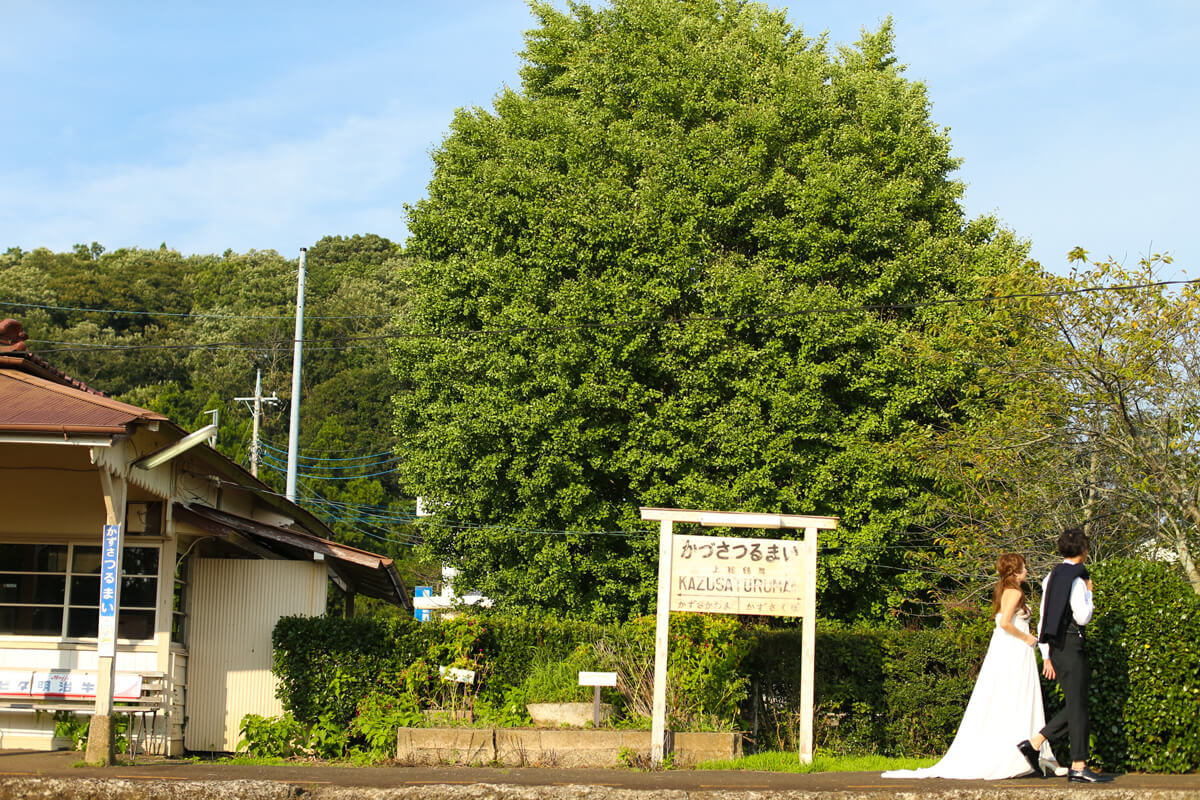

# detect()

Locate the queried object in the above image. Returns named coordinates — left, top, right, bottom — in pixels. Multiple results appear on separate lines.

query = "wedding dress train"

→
left=881, top=610, right=1066, bottom=780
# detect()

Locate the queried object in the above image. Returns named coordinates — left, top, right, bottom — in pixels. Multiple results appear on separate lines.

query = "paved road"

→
left=2, top=750, right=1199, bottom=798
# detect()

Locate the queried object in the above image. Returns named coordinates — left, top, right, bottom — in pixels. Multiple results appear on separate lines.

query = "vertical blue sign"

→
left=414, top=586, right=432, bottom=622
left=97, top=523, right=122, bottom=656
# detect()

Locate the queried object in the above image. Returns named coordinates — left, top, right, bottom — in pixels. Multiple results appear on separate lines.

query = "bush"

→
left=1082, top=559, right=1200, bottom=773
left=521, top=644, right=604, bottom=704
left=352, top=691, right=422, bottom=756
left=272, top=615, right=418, bottom=725
left=268, top=559, right=1199, bottom=772
left=238, top=713, right=307, bottom=758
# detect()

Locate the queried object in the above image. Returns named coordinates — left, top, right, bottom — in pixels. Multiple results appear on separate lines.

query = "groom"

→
left=1017, top=527, right=1112, bottom=783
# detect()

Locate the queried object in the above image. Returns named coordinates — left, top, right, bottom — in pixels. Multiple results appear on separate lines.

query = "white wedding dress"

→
left=882, top=609, right=1066, bottom=780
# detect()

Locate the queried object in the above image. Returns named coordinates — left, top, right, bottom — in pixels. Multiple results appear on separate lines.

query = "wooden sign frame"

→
left=639, top=507, right=838, bottom=765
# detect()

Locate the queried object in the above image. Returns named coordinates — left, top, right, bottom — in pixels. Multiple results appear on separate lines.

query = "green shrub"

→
left=307, top=713, right=350, bottom=760
left=272, top=615, right=416, bottom=725
left=1084, top=559, right=1200, bottom=773
left=881, top=620, right=991, bottom=756
left=352, top=691, right=422, bottom=756
left=238, top=713, right=307, bottom=758
left=267, top=559, right=1199, bottom=773
left=522, top=644, right=605, bottom=704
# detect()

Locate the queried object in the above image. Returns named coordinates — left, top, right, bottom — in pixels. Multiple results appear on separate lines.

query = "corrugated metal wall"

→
left=184, top=559, right=326, bottom=752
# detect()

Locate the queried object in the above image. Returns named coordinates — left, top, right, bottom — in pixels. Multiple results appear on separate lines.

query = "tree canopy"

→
left=394, top=0, right=1033, bottom=621
left=919, top=252, right=1200, bottom=596
left=0, top=236, right=431, bottom=587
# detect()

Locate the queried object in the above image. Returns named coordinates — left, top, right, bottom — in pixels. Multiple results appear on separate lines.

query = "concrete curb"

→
left=3, top=779, right=1200, bottom=800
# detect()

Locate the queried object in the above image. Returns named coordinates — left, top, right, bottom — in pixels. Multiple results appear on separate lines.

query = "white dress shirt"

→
left=1037, top=559, right=1094, bottom=660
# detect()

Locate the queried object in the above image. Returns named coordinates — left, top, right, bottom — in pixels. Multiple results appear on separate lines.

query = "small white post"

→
left=651, top=517, right=673, bottom=764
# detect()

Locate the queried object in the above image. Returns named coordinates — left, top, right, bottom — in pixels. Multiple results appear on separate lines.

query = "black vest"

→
left=1039, top=561, right=1089, bottom=646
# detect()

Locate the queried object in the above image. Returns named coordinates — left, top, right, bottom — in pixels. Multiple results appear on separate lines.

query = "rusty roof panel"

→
left=0, top=369, right=164, bottom=431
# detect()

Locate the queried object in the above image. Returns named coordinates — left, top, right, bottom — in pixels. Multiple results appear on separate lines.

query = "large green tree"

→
left=394, top=0, right=1031, bottom=621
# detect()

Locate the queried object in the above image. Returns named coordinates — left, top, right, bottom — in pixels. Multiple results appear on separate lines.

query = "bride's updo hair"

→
left=992, top=553, right=1029, bottom=615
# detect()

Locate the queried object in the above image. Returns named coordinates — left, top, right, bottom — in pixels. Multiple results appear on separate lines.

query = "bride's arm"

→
left=998, top=588, right=1038, bottom=646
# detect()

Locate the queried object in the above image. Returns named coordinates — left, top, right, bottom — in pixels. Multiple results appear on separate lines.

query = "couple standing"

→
left=883, top=527, right=1113, bottom=782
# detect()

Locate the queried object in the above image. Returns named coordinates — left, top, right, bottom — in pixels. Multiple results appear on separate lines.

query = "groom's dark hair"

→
left=1057, top=527, right=1089, bottom=558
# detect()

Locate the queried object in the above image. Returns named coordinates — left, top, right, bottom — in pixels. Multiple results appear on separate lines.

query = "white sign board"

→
left=639, top=506, right=836, bottom=768
left=578, top=671, right=618, bottom=687
left=439, top=666, right=476, bottom=685
left=670, top=533, right=805, bottom=616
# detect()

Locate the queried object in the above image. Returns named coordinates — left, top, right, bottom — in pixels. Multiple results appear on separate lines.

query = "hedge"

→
left=271, top=558, right=1199, bottom=772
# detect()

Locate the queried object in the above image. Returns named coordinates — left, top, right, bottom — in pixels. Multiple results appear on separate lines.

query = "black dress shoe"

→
left=1068, top=767, right=1113, bottom=783
left=1016, top=740, right=1045, bottom=776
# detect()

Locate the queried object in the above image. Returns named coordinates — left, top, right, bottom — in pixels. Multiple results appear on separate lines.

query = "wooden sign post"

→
left=639, top=507, right=837, bottom=766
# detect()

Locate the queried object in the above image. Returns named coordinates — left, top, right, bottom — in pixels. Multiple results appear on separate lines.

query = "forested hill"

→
left=0, top=235, right=426, bottom=580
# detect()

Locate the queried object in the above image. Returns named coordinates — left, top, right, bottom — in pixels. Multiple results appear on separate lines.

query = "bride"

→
left=882, top=553, right=1065, bottom=780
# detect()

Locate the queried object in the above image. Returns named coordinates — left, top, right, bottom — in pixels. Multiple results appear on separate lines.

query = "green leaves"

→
left=396, top=0, right=1030, bottom=621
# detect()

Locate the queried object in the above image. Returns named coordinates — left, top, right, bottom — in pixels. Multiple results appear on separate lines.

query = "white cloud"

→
left=0, top=106, right=448, bottom=256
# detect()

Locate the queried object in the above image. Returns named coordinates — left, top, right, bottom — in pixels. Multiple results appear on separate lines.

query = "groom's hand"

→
left=1043, top=659, right=1056, bottom=680
left=1086, top=578, right=1094, bottom=591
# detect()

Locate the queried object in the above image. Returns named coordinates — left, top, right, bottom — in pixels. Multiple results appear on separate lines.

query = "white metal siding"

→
left=184, top=559, right=326, bottom=752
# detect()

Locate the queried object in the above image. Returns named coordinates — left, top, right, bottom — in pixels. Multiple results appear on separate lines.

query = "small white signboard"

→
left=438, top=666, right=476, bottom=685
left=578, top=671, right=618, bottom=687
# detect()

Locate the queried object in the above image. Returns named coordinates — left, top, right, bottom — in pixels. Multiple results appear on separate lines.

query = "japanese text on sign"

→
left=669, top=533, right=806, bottom=617
left=97, top=523, right=122, bottom=656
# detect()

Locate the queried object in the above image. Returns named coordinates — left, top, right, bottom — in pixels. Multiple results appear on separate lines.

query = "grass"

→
left=696, top=751, right=938, bottom=773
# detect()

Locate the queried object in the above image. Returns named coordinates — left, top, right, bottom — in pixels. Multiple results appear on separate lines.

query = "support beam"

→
left=650, top=518, right=673, bottom=765
left=86, top=470, right=127, bottom=766
left=798, top=526, right=818, bottom=764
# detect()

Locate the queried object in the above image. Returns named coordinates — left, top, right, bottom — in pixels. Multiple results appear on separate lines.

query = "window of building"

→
left=0, top=543, right=159, bottom=640
left=171, top=551, right=190, bottom=645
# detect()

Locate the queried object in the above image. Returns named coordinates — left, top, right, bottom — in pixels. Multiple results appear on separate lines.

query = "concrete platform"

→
left=1, top=749, right=1198, bottom=799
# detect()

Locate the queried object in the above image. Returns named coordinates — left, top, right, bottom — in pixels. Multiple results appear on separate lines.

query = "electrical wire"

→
left=258, top=439, right=399, bottom=463
left=0, top=298, right=392, bottom=321
left=25, top=277, right=1200, bottom=356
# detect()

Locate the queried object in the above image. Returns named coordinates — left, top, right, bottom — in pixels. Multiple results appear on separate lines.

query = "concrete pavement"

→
left=1, top=749, right=1199, bottom=798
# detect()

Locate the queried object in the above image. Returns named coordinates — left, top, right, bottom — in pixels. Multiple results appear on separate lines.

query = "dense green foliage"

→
left=0, top=237, right=430, bottom=576
left=395, top=0, right=1033, bottom=621
left=268, top=558, right=1199, bottom=771
left=273, top=611, right=751, bottom=733
left=1079, top=560, right=1200, bottom=772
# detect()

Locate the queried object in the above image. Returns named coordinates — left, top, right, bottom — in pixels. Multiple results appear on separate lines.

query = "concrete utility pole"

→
left=235, top=369, right=281, bottom=477
left=286, top=248, right=307, bottom=501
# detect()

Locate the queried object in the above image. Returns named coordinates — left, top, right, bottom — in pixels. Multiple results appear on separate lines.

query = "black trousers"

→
left=1040, top=635, right=1089, bottom=763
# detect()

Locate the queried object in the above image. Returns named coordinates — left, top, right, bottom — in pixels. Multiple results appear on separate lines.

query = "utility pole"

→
left=235, top=369, right=281, bottom=477
left=286, top=248, right=307, bottom=501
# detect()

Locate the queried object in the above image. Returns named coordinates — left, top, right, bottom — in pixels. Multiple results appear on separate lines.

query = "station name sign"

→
left=669, top=533, right=805, bottom=617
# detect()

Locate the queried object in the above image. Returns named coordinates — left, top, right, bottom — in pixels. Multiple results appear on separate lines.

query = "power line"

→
left=0, top=298, right=392, bottom=321
left=258, top=440, right=399, bottom=463
left=258, top=458, right=402, bottom=481
left=25, top=277, right=1200, bottom=356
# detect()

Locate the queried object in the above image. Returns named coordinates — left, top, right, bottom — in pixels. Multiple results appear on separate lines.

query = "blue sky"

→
left=2, top=1, right=1197, bottom=279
